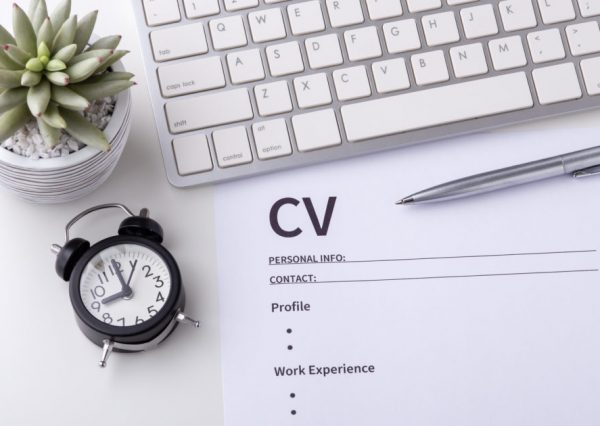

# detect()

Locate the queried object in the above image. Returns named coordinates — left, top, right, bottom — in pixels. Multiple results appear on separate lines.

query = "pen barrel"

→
left=562, top=147, right=600, bottom=173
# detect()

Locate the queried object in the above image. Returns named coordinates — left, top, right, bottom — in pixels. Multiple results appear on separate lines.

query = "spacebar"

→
left=341, top=72, right=533, bottom=142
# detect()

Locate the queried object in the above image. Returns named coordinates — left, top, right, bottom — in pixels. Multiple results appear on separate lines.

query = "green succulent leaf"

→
left=32, top=0, right=48, bottom=33
left=0, top=104, right=32, bottom=142
left=0, top=87, right=28, bottom=114
left=41, top=102, right=66, bottom=129
left=0, top=49, right=22, bottom=71
left=85, top=71, right=134, bottom=84
left=28, top=0, right=41, bottom=19
left=46, top=59, right=66, bottom=72
left=3, top=44, right=30, bottom=67
left=27, top=79, right=51, bottom=117
left=52, top=43, right=76, bottom=63
left=13, top=4, right=37, bottom=57
left=45, top=71, right=70, bottom=86
left=97, top=50, right=129, bottom=74
left=66, top=57, right=105, bottom=84
left=0, top=69, right=25, bottom=89
left=89, top=35, right=121, bottom=51
left=51, top=86, right=90, bottom=111
left=37, top=18, right=54, bottom=50
left=37, top=116, right=61, bottom=147
left=61, top=108, right=109, bottom=152
left=52, top=15, right=77, bottom=54
left=37, top=41, right=50, bottom=58
left=74, top=11, right=98, bottom=54
left=26, top=57, right=44, bottom=72
left=0, top=25, right=17, bottom=47
left=21, top=70, right=42, bottom=87
left=72, top=80, right=133, bottom=101
left=49, top=0, right=71, bottom=37
left=69, top=48, right=112, bottom=65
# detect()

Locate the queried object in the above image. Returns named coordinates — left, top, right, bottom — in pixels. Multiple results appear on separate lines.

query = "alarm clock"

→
left=52, top=204, right=199, bottom=368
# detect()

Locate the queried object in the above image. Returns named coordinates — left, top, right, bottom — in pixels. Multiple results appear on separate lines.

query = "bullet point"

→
left=291, top=410, right=297, bottom=415
left=287, top=345, right=293, bottom=350
left=290, top=393, right=295, bottom=398
left=287, top=328, right=292, bottom=334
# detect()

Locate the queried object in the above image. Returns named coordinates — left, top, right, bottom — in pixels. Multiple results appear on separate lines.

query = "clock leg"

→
left=99, top=339, right=114, bottom=368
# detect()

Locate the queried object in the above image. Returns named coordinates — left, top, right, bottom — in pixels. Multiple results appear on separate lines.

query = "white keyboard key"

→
left=294, top=73, right=333, bottom=108
left=151, top=23, right=208, bottom=62
left=489, top=36, right=527, bottom=70
left=224, top=0, right=259, bottom=11
left=173, top=134, right=213, bottom=175
left=288, top=1, right=326, bottom=35
left=411, top=50, right=449, bottom=85
left=422, top=12, right=460, bottom=46
left=306, top=34, right=344, bottom=69
left=581, top=57, right=600, bottom=95
left=449, top=43, right=488, bottom=78
left=249, top=8, right=286, bottom=43
left=532, top=62, right=582, bottom=104
left=210, top=16, right=247, bottom=50
left=366, top=0, right=403, bottom=20
left=255, top=81, right=293, bottom=116
left=527, top=29, right=565, bottom=63
left=183, top=0, right=220, bottom=18
left=537, top=0, right=575, bottom=24
left=143, top=0, right=181, bottom=26
left=406, top=0, right=442, bottom=13
left=499, top=0, right=537, bottom=31
left=326, top=0, right=365, bottom=27
left=461, top=4, right=499, bottom=39
left=252, top=119, right=293, bottom=160
left=566, top=22, right=600, bottom=56
left=266, top=0, right=289, bottom=3
left=333, top=66, right=372, bottom=101
left=158, top=56, right=225, bottom=97
left=213, top=127, right=253, bottom=168
left=227, top=49, right=265, bottom=84
left=292, top=109, right=342, bottom=152
left=383, top=19, right=421, bottom=53
left=344, top=26, right=383, bottom=61
left=372, top=58, right=410, bottom=93
left=447, top=0, right=478, bottom=4
left=166, top=89, right=253, bottom=133
left=266, top=41, right=305, bottom=76
left=578, top=0, right=600, bottom=16
left=341, top=72, right=533, bottom=142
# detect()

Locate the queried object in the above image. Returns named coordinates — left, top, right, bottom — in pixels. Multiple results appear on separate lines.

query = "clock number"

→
left=102, top=313, right=113, bottom=324
left=154, top=276, right=165, bottom=288
left=135, top=316, right=144, bottom=325
left=97, top=273, right=104, bottom=285
left=91, top=301, right=101, bottom=312
left=156, top=292, right=165, bottom=303
left=117, top=317, right=125, bottom=326
left=91, top=286, right=106, bottom=299
left=147, top=305, right=158, bottom=317
left=142, top=265, right=153, bottom=278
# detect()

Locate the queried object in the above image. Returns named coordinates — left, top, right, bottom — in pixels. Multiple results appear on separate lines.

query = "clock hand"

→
left=101, top=289, right=132, bottom=305
left=126, top=260, right=138, bottom=288
left=111, top=259, right=130, bottom=292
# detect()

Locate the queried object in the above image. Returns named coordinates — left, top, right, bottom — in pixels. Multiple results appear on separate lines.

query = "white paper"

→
left=215, top=129, right=600, bottom=426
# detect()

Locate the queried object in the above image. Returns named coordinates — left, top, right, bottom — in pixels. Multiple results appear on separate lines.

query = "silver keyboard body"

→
left=133, top=0, right=600, bottom=187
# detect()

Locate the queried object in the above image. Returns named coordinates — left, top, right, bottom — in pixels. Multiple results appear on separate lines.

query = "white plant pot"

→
left=0, top=45, right=132, bottom=204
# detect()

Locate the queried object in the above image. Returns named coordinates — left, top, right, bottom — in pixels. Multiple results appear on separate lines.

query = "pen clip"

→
left=573, top=165, right=600, bottom=179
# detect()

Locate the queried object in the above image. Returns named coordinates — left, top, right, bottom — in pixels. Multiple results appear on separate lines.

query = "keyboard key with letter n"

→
left=165, top=89, right=254, bottom=134
left=341, top=72, right=533, bottom=142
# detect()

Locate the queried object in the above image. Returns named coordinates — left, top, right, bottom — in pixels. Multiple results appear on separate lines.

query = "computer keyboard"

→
left=133, top=0, right=600, bottom=187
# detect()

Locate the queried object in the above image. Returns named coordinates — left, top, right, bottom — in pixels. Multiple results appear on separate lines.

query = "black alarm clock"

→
left=52, top=204, right=199, bottom=367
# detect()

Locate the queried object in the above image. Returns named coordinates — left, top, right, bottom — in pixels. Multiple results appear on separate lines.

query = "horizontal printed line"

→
left=269, top=269, right=599, bottom=285
left=268, top=250, right=597, bottom=266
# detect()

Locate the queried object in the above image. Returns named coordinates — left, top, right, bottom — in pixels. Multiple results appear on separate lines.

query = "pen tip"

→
left=396, top=197, right=414, bottom=205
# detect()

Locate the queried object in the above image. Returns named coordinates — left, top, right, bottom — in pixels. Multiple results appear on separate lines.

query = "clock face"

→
left=79, top=244, right=172, bottom=327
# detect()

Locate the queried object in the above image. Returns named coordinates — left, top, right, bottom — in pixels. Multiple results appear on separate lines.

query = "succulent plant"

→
left=0, top=0, right=133, bottom=152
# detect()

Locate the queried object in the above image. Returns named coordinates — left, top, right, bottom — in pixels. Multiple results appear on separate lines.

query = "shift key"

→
left=166, top=88, right=254, bottom=133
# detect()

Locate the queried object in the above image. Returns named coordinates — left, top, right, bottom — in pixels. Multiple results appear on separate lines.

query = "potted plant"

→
left=0, top=0, right=133, bottom=203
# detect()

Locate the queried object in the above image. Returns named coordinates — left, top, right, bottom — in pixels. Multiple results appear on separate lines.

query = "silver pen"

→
left=398, top=146, right=600, bottom=205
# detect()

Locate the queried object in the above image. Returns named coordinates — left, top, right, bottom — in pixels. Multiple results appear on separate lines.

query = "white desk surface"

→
left=0, top=1, right=598, bottom=425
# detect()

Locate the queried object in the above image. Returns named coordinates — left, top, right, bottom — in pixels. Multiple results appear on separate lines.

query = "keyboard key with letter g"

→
left=341, top=72, right=533, bottom=142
